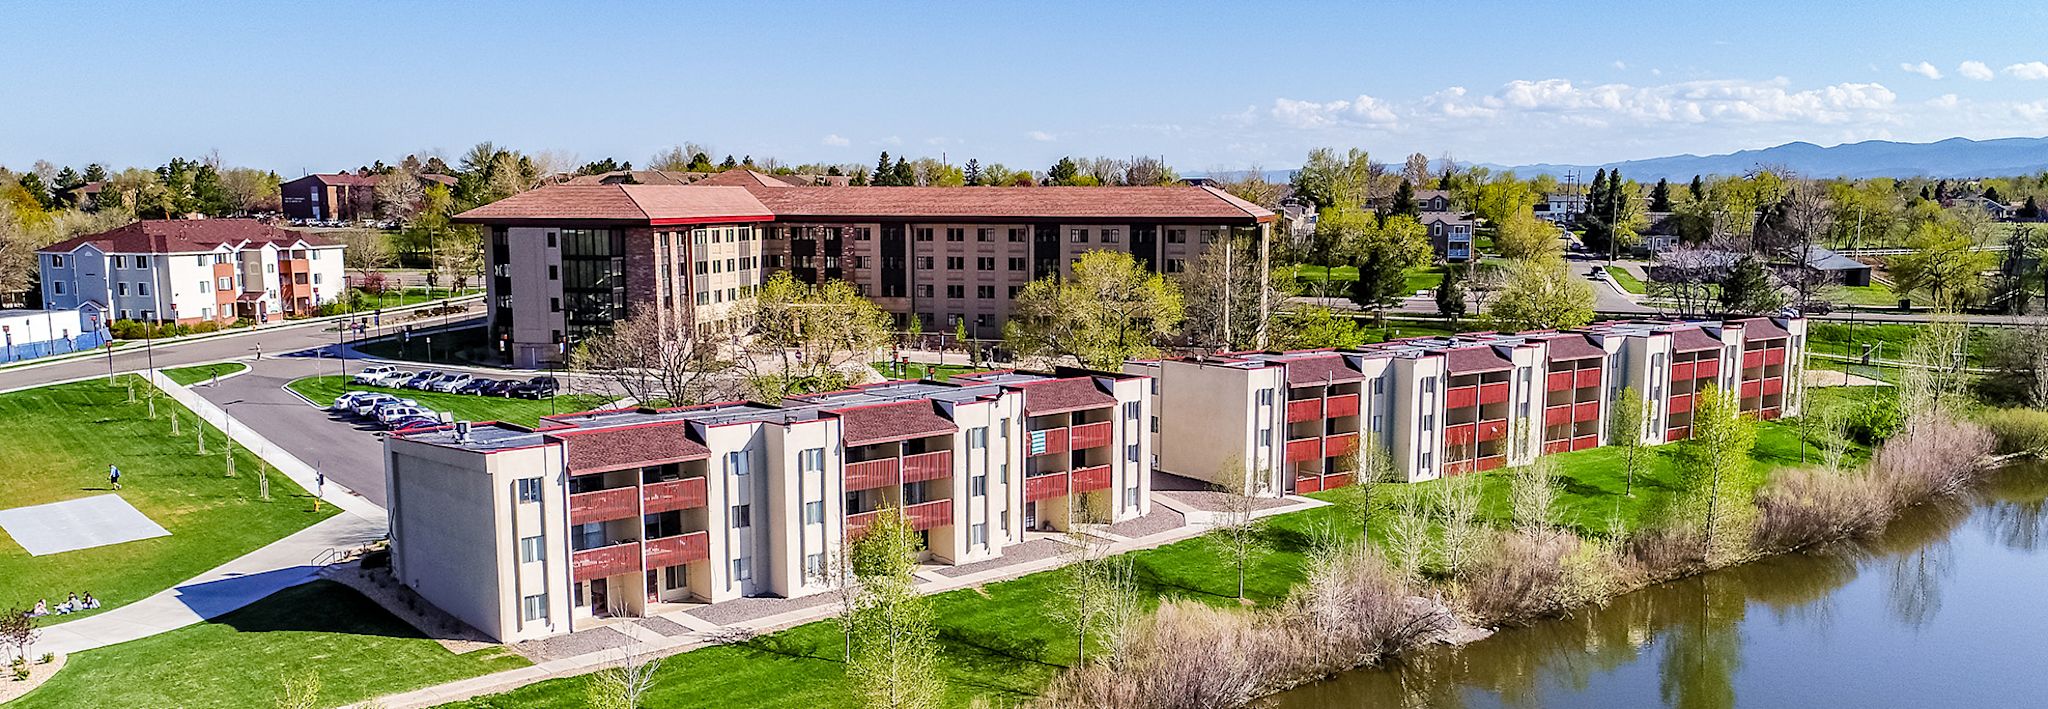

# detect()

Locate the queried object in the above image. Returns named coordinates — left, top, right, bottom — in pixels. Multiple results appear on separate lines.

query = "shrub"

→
left=1873, top=413, right=1996, bottom=505
left=37, top=653, right=51, bottom=664
left=1846, top=391, right=1904, bottom=444
left=1978, top=407, right=2048, bottom=455
left=1753, top=466, right=1893, bottom=552
left=12, top=665, right=26, bottom=681
left=1455, top=528, right=1628, bottom=626
left=1624, top=524, right=1706, bottom=578
left=1283, top=544, right=1446, bottom=673
left=1042, top=600, right=1281, bottom=709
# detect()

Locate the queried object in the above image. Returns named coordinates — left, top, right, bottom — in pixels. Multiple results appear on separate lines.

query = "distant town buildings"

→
left=37, top=219, right=346, bottom=324
left=280, top=172, right=458, bottom=222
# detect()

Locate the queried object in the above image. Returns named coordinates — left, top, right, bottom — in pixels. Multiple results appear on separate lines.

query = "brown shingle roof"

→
left=1444, top=346, right=1512, bottom=374
left=1734, top=317, right=1791, bottom=341
left=1544, top=334, right=1606, bottom=361
left=454, top=185, right=774, bottom=225
left=40, top=219, right=332, bottom=255
left=555, top=422, right=711, bottom=472
left=1283, top=355, right=1363, bottom=386
left=1021, top=378, right=1116, bottom=415
left=835, top=401, right=958, bottom=446
left=1672, top=327, right=1724, bottom=352
left=748, top=185, right=1275, bottom=223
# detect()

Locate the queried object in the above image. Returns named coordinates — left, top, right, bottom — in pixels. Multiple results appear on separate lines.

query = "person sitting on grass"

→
left=82, top=593, right=99, bottom=609
left=31, top=599, right=46, bottom=617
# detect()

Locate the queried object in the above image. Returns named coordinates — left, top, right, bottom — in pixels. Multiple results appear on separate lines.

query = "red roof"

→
left=1672, top=327, right=1725, bottom=352
left=1733, top=317, right=1791, bottom=341
left=454, top=185, right=775, bottom=225
left=555, top=422, right=711, bottom=472
left=1020, top=378, right=1116, bottom=415
left=40, top=220, right=332, bottom=255
left=1544, top=334, right=1606, bottom=361
left=1283, top=355, right=1363, bottom=386
left=834, top=401, right=959, bottom=446
left=1444, top=346, right=1512, bottom=374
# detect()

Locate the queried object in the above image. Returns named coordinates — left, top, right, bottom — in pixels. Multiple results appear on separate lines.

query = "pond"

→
left=1270, top=462, right=2048, bottom=709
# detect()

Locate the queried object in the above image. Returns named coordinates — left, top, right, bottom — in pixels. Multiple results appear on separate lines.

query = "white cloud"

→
left=820, top=133, right=849, bottom=147
left=1026, top=130, right=1057, bottom=142
left=1612, top=60, right=1628, bottom=70
left=2006, top=61, right=2048, bottom=80
left=1959, top=61, right=1995, bottom=80
left=1926, top=93, right=1961, bottom=109
left=1268, top=94, right=1399, bottom=129
left=1900, top=61, right=1942, bottom=79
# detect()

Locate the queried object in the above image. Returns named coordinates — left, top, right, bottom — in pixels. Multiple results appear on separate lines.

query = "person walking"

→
left=109, top=463, right=122, bottom=490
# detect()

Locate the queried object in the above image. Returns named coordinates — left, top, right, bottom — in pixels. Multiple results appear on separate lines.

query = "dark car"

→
left=481, top=379, right=520, bottom=397
left=510, top=376, right=559, bottom=399
left=454, top=378, right=497, bottom=395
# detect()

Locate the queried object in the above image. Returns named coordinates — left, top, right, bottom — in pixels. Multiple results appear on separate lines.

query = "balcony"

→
left=1286, top=398, right=1324, bottom=423
left=1478, top=382, right=1510, bottom=405
left=568, top=486, right=639, bottom=526
left=571, top=541, right=641, bottom=582
left=643, top=530, right=709, bottom=567
left=1574, top=368, right=1602, bottom=389
left=1671, top=361, right=1694, bottom=381
left=1668, top=393, right=1692, bottom=415
left=905, top=499, right=952, bottom=531
left=846, top=509, right=880, bottom=537
left=1285, top=436, right=1322, bottom=463
left=846, top=458, right=899, bottom=491
left=1023, top=472, right=1070, bottom=502
left=1764, top=348, right=1786, bottom=366
left=1742, top=350, right=1765, bottom=369
left=1444, top=422, right=1476, bottom=447
left=1573, top=401, right=1600, bottom=423
left=1545, top=404, right=1572, bottom=427
left=642, top=477, right=707, bottom=514
left=1324, top=432, right=1359, bottom=458
left=1071, top=465, right=1113, bottom=493
left=1666, top=425, right=1692, bottom=440
left=1740, top=380, right=1762, bottom=399
left=901, top=450, right=953, bottom=483
left=1069, top=421, right=1114, bottom=450
left=1325, top=393, right=1360, bottom=418
left=1547, top=371, right=1575, bottom=392
left=1543, top=439, right=1572, bottom=455
left=1446, top=385, right=1477, bottom=410
left=1762, top=377, right=1784, bottom=396
left=1027, top=427, right=1069, bottom=457
left=1695, top=359, right=1720, bottom=379
left=1475, top=419, right=1508, bottom=442
left=1571, top=434, right=1599, bottom=451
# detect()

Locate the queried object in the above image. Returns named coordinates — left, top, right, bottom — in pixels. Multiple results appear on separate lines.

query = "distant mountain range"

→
left=1490, top=137, right=2048, bottom=181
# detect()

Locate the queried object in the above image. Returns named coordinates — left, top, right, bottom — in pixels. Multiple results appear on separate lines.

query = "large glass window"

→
left=559, top=228, right=627, bottom=341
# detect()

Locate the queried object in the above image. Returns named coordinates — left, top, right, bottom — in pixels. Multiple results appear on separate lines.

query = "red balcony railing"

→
left=1668, top=393, right=1693, bottom=415
left=845, top=458, right=899, bottom=491
left=1571, top=434, right=1599, bottom=451
left=1671, top=361, right=1694, bottom=381
left=1023, top=472, right=1069, bottom=502
left=1547, top=371, right=1574, bottom=392
left=1666, top=425, right=1692, bottom=440
left=1478, top=382, right=1510, bottom=405
left=1764, top=348, right=1786, bottom=366
left=569, top=486, right=639, bottom=526
left=643, top=530, right=709, bottom=568
left=1762, top=377, right=1784, bottom=396
left=1694, top=359, right=1720, bottom=379
left=1543, top=439, right=1572, bottom=455
left=1296, top=474, right=1325, bottom=494
left=642, top=477, right=707, bottom=514
left=1742, top=350, right=1765, bottom=368
left=571, top=542, right=640, bottom=582
left=1740, top=380, right=1762, bottom=399
left=1475, top=419, right=1508, bottom=442
left=1324, top=393, right=1360, bottom=418
left=1028, top=427, right=1069, bottom=456
left=1324, top=432, right=1359, bottom=458
left=1446, top=385, right=1477, bottom=410
left=905, top=500, right=952, bottom=530
left=1285, top=436, right=1322, bottom=463
left=1071, top=464, right=1113, bottom=493
left=1069, top=421, right=1114, bottom=450
left=901, top=450, right=953, bottom=483
left=1545, top=404, right=1572, bottom=427
left=1574, top=368, right=1602, bottom=389
left=1573, top=401, right=1600, bottom=423
left=1286, top=398, right=1323, bottom=423
left=846, top=509, right=880, bottom=537
left=1444, top=422, right=1477, bottom=447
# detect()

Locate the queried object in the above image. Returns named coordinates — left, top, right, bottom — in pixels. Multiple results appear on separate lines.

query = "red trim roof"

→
left=556, top=422, right=711, bottom=472
left=1020, top=378, right=1116, bottom=415
left=40, top=220, right=333, bottom=255
left=1544, top=334, right=1606, bottom=361
left=454, top=185, right=775, bottom=224
left=457, top=183, right=1275, bottom=225
left=1444, top=346, right=1512, bottom=374
left=1283, top=355, right=1363, bottom=386
left=1672, top=328, right=1725, bottom=352
left=834, top=401, right=959, bottom=446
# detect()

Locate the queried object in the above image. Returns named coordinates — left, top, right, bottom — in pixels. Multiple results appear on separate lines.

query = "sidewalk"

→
left=357, top=494, right=1326, bottom=709
left=148, top=369, right=385, bottom=520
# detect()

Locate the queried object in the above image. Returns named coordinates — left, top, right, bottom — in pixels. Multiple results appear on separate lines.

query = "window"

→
left=1256, top=388, right=1275, bottom=407
left=915, top=228, right=934, bottom=242
left=665, top=565, right=687, bottom=589
left=52, top=282, right=65, bottom=295
left=976, top=285, right=995, bottom=299
left=1126, top=443, right=1140, bottom=462
left=946, top=228, right=965, bottom=242
left=1164, top=259, right=1185, bottom=273
left=732, top=557, right=753, bottom=581
left=917, top=256, right=934, bottom=269
left=1008, top=285, right=1023, bottom=298
left=970, top=523, right=988, bottom=546
left=976, top=228, right=993, bottom=242
left=805, top=553, right=826, bottom=580
left=969, top=426, right=988, bottom=449
left=1100, top=228, right=1121, bottom=244
left=116, top=283, right=127, bottom=296
left=517, top=477, right=544, bottom=502
left=917, top=284, right=934, bottom=298
left=49, top=254, right=65, bottom=268
left=1125, top=486, right=1141, bottom=507
left=946, top=256, right=964, bottom=270
left=134, top=255, right=149, bottom=268
left=730, top=504, right=752, bottom=528
left=971, top=474, right=988, bottom=497
left=519, top=535, right=546, bottom=563
left=112, top=255, right=125, bottom=269
left=977, top=257, right=995, bottom=271
left=1069, top=228, right=1088, bottom=243
left=946, top=285, right=965, bottom=299
left=1150, top=415, right=1160, bottom=433
left=1007, top=257, right=1025, bottom=271
left=547, top=232, right=558, bottom=247
left=1008, top=228, right=1027, bottom=242
left=1166, top=229, right=1187, bottom=244
left=854, top=227, right=872, bottom=241
left=521, top=594, right=549, bottom=622
left=1124, top=401, right=1141, bottom=420
left=218, top=276, right=232, bottom=290
left=804, top=501, right=825, bottom=524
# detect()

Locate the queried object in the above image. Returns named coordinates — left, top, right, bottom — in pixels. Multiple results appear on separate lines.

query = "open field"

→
left=0, top=376, right=335, bottom=622
left=871, top=361, right=983, bottom=382
left=1288, top=264, right=1446, bottom=295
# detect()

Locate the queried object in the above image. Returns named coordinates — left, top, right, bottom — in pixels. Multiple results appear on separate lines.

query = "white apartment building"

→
left=383, top=368, right=1151, bottom=642
left=1126, top=315, right=1806, bottom=494
left=38, top=220, right=346, bottom=324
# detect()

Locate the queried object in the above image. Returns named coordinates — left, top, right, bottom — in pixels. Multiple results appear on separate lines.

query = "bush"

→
left=37, top=653, right=52, bottom=664
left=1873, top=414, right=1996, bottom=505
left=1978, top=407, right=2048, bottom=454
left=1753, top=466, right=1893, bottom=552
left=12, top=665, right=26, bottom=681
left=1846, top=391, right=1904, bottom=444
left=1042, top=600, right=1280, bottom=709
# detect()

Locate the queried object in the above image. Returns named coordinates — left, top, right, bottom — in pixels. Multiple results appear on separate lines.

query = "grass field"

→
left=11, top=581, right=529, bottom=709
left=871, top=361, right=983, bottom=382
left=1288, top=264, right=1447, bottom=295
left=162, top=362, right=249, bottom=386
left=287, top=375, right=610, bottom=427
left=1603, top=266, right=1646, bottom=294
left=1805, top=321, right=1996, bottom=368
left=438, top=396, right=1862, bottom=709
left=0, top=377, right=336, bottom=622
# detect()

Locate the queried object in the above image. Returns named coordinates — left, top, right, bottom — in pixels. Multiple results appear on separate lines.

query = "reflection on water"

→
left=1270, top=464, right=2048, bottom=709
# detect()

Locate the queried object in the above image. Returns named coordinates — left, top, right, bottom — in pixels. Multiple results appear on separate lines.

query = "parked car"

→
left=350, top=393, right=413, bottom=417
left=400, top=370, right=444, bottom=390
left=481, top=379, right=520, bottom=397
left=365, top=369, right=413, bottom=387
left=426, top=373, right=473, bottom=393
left=454, top=378, right=497, bottom=395
left=351, top=365, right=398, bottom=385
left=509, top=376, right=560, bottom=399
left=385, top=416, right=443, bottom=432
left=375, top=404, right=431, bottom=425
left=330, top=391, right=377, bottom=412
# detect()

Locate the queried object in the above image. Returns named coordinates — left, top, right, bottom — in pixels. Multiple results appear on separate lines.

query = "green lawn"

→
left=871, top=361, right=984, bottom=382
left=162, top=362, right=249, bottom=386
left=343, top=286, right=479, bottom=311
left=1806, top=321, right=1994, bottom=368
left=440, top=400, right=1863, bottom=709
left=1603, top=266, right=1646, bottom=295
left=1287, top=264, right=1446, bottom=295
left=11, top=581, right=529, bottom=709
left=287, top=375, right=610, bottom=427
left=0, top=377, right=336, bottom=622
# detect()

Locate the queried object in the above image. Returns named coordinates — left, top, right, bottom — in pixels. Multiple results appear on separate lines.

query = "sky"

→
left=6, top=1, right=2048, bottom=176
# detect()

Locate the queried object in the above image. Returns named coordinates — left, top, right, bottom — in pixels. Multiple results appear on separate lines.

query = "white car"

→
left=352, top=365, right=398, bottom=384
left=426, top=373, right=472, bottom=392
left=330, top=391, right=376, bottom=411
left=352, top=394, right=416, bottom=418
left=369, top=370, right=414, bottom=387
left=375, top=404, right=431, bottom=425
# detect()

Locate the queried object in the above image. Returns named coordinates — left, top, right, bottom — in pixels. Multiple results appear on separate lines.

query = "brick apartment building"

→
left=383, top=368, right=1151, bottom=642
left=453, top=173, right=1276, bottom=367
left=37, top=219, right=347, bottom=324
left=1125, top=315, right=1806, bottom=495
left=281, top=172, right=459, bottom=222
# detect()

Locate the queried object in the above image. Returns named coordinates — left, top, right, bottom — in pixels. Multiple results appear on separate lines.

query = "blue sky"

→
left=6, top=1, right=2048, bottom=175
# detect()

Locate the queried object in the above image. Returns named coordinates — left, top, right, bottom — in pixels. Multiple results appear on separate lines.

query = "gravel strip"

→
left=513, top=625, right=633, bottom=662
left=1156, top=490, right=1294, bottom=512
left=935, top=538, right=1069, bottom=577
left=1106, top=507, right=1188, bottom=538
left=686, top=591, right=845, bottom=626
left=634, top=616, right=694, bottom=637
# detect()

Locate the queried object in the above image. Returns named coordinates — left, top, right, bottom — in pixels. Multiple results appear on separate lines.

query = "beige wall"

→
left=386, top=439, right=570, bottom=643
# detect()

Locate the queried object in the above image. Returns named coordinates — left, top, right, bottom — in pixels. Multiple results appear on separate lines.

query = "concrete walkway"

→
left=149, top=369, right=384, bottom=520
left=356, top=494, right=1325, bottom=708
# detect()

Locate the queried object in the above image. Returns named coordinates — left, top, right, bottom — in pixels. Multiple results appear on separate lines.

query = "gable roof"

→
left=834, top=401, right=959, bottom=446
left=454, top=185, right=775, bottom=225
left=39, top=220, right=332, bottom=255
left=1019, top=377, right=1117, bottom=415
left=1672, top=327, right=1724, bottom=352
left=1444, top=346, right=1512, bottom=374
left=1543, top=334, right=1606, bottom=361
left=555, top=422, right=711, bottom=472
left=459, top=183, right=1275, bottom=225
left=1281, top=354, right=1364, bottom=386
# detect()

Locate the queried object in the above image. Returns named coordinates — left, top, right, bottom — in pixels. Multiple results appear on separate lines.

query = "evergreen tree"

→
left=1046, top=157, right=1080, bottom=186
left=1437, top=172, right=1453, bottom=191
left=83, top=163, right=108, bottom=183
left=963, top=158, right=982, bottom=186
left=2021, top=196, right=2042, bottom=219
left=1688, top=174, right=1706, bottom=202
left=873, top=152, right=893, bottom=186
left=1650, top=178, right=1673, bottom=212
left=16, top=173, right=52, bottom=210
left=1719, top=254, right=1783, bottom=314
left=719, top=155, right=738, bottom=170
left=891, top=158, right=913, bottom=186
left=1389, top=180, right=1417, bottom=218
left=1919, top=185, right=1934, bottom=202
left=1984, top=185, right=2004, bottom=204
left=1435, top=267, right=1467, bottom=321
left=741, top=155, right=755, bottom=166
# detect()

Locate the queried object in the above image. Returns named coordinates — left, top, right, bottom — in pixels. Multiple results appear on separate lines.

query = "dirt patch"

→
left=0, top=652, right=68, bottom=704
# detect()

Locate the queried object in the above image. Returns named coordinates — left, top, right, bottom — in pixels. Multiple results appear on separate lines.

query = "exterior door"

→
left=590, top=578, right=609, bottom=617
left=647, top=570, right=660, bottom=602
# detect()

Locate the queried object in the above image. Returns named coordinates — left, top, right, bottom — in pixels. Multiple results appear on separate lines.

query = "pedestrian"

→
left=109, top=463, right=122, bottom=490
left=315, top=471, right=325, bottom=498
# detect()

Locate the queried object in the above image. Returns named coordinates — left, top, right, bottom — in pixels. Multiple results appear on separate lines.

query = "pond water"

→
left=1270, top=463, right=2048, bottom=709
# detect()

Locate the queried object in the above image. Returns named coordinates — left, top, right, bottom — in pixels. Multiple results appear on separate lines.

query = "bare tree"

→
left=1433, top=472, right=1484, bottom=577
left=336, top=230, right=395, bottom=282
left=570, top=310, right=735, bottom=406
left=0, top=608, right=39, bottom=663
left=1173, top=234, right=1291, bottom=351
left=585, top=646, right=665, bottom=709
left=734, top=272, right=892, bottom=399
left=1055, top=529, right=1139, bottom=667
left=1216, top=457, right=1267, bottom=601
left=373, top=169, right=425, bottom=224
left=1507, top=457, right=1560, bottom=531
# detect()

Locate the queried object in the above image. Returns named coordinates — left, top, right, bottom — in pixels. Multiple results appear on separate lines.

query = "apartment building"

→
left=1126, top=315, right=1806, bottom=494
left=280, top=172, right=459, bottom=222
left=37, top=219, right=346, bottom=324
left=454, top=175, right=1275, bottom=367
left=1421, top=212, right=1477, bottom=262
left=383, top=368, right=1150, bottom=642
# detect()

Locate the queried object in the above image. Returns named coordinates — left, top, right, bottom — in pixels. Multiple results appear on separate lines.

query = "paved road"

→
left=192, top=357, right=396, bottom=507
left=0, top=302, right=483, bottom=393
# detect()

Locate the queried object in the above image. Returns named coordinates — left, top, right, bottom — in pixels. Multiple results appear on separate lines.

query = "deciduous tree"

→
left=737, top=272, right=892, bottom=398
left=1006, top=251, right=1183, bottom=369
left=1486, top=258, right=1594, bottom=331
left=847, top=508, right=943, bottom=709
left=571, top=309, right=734, bottom=406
